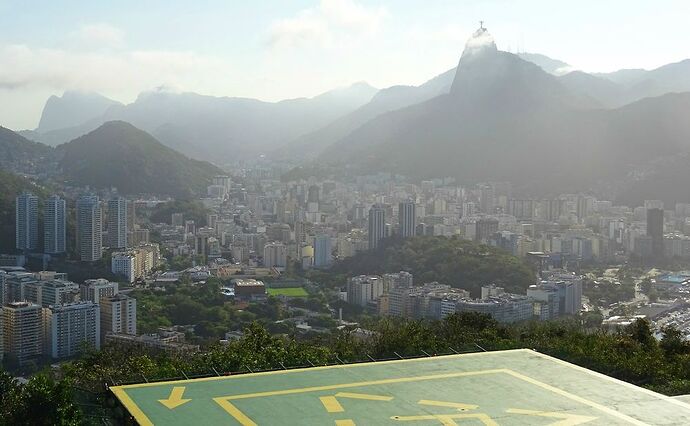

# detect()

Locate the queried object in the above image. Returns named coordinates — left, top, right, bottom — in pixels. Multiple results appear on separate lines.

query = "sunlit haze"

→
left=1, top=0, right=689, bottom=129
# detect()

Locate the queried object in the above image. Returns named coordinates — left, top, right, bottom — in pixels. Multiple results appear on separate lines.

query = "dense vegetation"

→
left=6, top=314, right=690, bottom=424
left=55, top=121, right=223, bottom=197
left=323, top=236, right=535, bottom=296
left=0, top=126, right=53, bottom=174
left=132, top=279, right=329, bottom=341
left=0, top=372, right=82, bottom=425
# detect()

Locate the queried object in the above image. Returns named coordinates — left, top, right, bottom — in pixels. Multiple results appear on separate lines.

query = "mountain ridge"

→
left=55, top=121, right=223, bottom=197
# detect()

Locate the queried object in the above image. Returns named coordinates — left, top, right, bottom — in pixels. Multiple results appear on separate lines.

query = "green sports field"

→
left=266, top=287, right=308, bottom=297
left=111, top=349, right=690, bottom=425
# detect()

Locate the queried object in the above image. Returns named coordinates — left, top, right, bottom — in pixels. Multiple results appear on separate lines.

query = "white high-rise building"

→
left=76, top=195, right=103, bottom=262
left=44, top=302, right=100, bottom=359
left=44, top=195, right=66, bottom=254
left=263, top=242, right=287, bottom=269
left=100, top=294, right=137, bottom=338
left=16, top=192, right=38, bottom=251
left=108, top=198, right=128, bottom=249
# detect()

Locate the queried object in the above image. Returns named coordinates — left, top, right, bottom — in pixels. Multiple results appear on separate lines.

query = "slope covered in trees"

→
left=56, top=121, right=223, bottom=197
left=328, top=236, right=535, bottom=297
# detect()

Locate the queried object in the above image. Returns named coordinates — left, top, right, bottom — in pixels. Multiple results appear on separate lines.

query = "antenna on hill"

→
left=479, top=20, right=485, bottom=30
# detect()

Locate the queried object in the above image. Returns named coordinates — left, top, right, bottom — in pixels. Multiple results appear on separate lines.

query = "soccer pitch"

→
left=111, top=349, right=690, bottom=425
left=266, top=287, right=308, bottom=297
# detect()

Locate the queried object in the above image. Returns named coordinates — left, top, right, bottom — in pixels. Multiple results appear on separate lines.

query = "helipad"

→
left=111, top=349, right=690, bottom=425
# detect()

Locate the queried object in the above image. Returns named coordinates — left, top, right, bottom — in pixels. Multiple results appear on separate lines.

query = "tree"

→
left=0, top=373, right=82, bottom=425
left=627, top=318, right=656, bottom=348
left=660, top=326, right=690, bottom=357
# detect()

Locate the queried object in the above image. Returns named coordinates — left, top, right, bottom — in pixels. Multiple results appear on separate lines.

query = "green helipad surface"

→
left=111, top=349, right=690, bottom=425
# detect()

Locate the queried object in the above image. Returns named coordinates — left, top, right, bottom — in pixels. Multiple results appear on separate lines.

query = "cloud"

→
left=74, top=23, right=125, bottom=48
left=0, top=43, right=226, bottom=95
left=268, top=0, right=387, bottom=48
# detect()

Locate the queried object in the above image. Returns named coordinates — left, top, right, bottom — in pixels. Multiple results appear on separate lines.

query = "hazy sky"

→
left=1, top=0, right=689, bottom=129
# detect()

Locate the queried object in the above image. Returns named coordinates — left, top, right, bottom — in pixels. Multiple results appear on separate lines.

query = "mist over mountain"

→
left=13, top=26, right=690, bottom=204
left=55, top=121, right=222, bottom=197
left=278, top=68, right=456, bottom=159
left=37, top=91, right=122, bottom=133
left=314, top=28, right=690, bottom=202
left=23, top=83, right=377, bottom=162
left=516, top=53, right=572, bottom=75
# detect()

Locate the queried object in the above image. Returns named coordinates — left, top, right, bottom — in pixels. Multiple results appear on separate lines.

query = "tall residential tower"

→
left=108, top=197, right=128, bottom=249
left=44, top=195, right=66, bottom=254
left=368, top=204, right=386, bottom=250
left=398, top=200, right=417, bottom=238
left=15, top=192, right=38, bottom=251
left=76, top=195, right=102, bottom=262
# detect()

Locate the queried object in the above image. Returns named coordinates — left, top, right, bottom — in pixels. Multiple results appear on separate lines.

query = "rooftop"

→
left=111, top=349, right=690, bottom=425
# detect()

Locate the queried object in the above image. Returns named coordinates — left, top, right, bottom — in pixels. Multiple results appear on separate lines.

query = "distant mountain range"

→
left=7, top=26, right=690, bottom=204
left=20, top=83, right=378, bottom=162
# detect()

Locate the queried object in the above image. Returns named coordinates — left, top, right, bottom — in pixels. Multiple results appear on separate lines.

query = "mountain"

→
left=26, top=83, right=378, bottom=162
left=55, top=121, right=223, bottom=197
left=37, top=91, right=122, bottom=134
left=596, top=59, right=690, bottom=103
left=277, top=52, right=579, bottom=159
left=278, top=69, right=455, bottom=159
left=0, top=126, right=53, bottom=175
left=557, top=71, right=624, bottom=107
left=517, top=53, right=572, bottom=75
left=316, top=28, right=690, bottom=200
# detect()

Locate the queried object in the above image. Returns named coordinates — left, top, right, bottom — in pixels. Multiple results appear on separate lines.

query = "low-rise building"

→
left=233, top=279, right=266, bottom=301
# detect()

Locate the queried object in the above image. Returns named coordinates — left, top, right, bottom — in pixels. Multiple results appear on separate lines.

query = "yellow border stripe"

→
left=111, top=387, right=154, bottom=426
left=221, top=369, right=505, bottom=401
left=531, top=350, right=690, bottom=410
left=503, top=370, right=646, bottom=425
left=112, top=349, right=528, bottom=390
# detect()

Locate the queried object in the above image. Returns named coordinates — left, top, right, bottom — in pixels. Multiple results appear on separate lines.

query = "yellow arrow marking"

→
left=418, top=399, right=479, bottom=411
left=391, top=413, right=498, bottom=426
left=158, top=386, right=191, bottom=409
left=507, top=408, right=597, bottom=425
left=320, top=396, right=345, bottom=413
left=335, top=392, right=394, bottom=401
left=321, top=392, right=393, bottom=413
